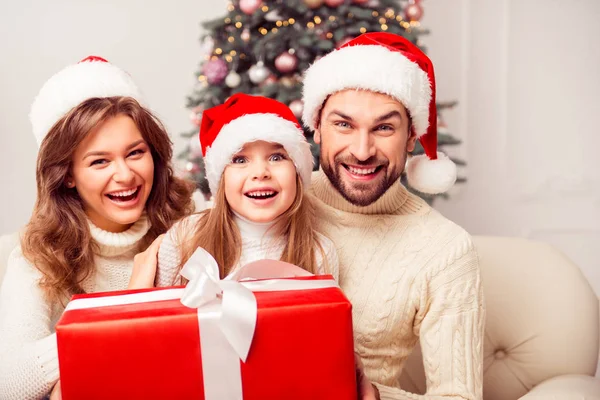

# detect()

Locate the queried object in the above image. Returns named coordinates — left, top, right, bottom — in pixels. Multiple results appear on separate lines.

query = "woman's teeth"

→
left=107, top=187, right=139, bottom=202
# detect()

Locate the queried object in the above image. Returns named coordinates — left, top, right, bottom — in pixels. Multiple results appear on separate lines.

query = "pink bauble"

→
left=405, top=3, right=424, bottom=21
left=239, top=0, right=262, bottom=15
left=324, top=0, right=345, bottom=7
left=352, top=0, right=369, bottom=3
left=274, top=51, right=298, bottom=74
left=202, top=58, right=228, bottom=85
left=289, top=100, right=304, bottom=118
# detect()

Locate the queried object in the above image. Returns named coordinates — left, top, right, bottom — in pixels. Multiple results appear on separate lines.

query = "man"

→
left=302, top=32, right=485, bottom=399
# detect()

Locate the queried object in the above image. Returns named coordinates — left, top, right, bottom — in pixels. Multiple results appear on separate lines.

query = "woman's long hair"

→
left=22, top=97, right=195, bottom=304
left=178, top=176, right=327, bottom=279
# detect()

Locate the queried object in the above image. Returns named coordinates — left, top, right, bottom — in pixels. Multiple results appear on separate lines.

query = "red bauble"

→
left=405, top=2, right=424, bottom=22
left=324, top=0, right=345, bottom=7
left=239, top=0, right=262, bottom=15
left=274, top=51, right=298, bottom=74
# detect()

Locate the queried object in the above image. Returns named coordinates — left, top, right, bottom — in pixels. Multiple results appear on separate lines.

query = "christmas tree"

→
left=179, top=0, right=464, bottom=203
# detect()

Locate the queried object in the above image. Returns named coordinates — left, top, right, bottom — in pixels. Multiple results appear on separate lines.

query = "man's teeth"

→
left=247, top=191, right=275, bottom=197
left=348, top=166, right=377, bottom=175
left=109, top=188, right=137, bottom=197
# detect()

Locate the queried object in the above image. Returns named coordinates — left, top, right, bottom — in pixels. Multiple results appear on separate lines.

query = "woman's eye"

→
left=270, top=153, right=286, bottom=162
left=90, top=159, right=108, bottom=166
left=128, top=149, right=144, bottom=157
left=231, top=156, right=247, bottom=164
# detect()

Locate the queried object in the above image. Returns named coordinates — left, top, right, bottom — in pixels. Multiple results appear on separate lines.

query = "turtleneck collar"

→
left=310, top=169, right=427, bottom=215
left=232, top=211, right=277, bottom=241
left=88, top=213, right=151, bottom=257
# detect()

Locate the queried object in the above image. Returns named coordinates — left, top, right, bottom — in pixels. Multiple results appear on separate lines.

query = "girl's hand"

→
left=128, top=234, right=165, bottom=289
left=49, top=380, right=61, bottom=400
left=356, top=353, right=380, bottom=400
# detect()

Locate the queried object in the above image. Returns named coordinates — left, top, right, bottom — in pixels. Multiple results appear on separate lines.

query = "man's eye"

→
left=376, top=125, right=394, bottom=131
left=334, top=121, right=351, bottom=129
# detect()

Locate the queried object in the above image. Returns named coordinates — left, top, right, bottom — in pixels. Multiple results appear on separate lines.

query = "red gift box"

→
left=56, top=259, right=356, bottom=400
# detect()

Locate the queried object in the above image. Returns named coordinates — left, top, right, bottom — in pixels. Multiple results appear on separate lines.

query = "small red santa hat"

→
left=30, top=56, right=143, bottom=146
left=302, top=32, right=456, bottom=195
left=200, top=93, right=313, bottom=195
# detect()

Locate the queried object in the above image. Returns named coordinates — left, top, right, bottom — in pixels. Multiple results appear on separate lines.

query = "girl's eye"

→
left=231, top=156, right=247, bottom=164
left=90, top=159, right=108, bottom=166
left=270, top=153, right=287, bottom=162
left=128, top=149, right=145, bottom=157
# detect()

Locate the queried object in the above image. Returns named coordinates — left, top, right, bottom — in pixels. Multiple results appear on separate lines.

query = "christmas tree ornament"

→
left=304, top=0, right=324, bottom=8
left=289, top=99, right=304, bottom=118
left=248, top=61, right=270, bottom=83
left=261, top=74, right=278, bottom=86
left=225, top=71, right=242, bottom=88
left=186, top=161, right=200, bottom=173
left=241, top=28, right=251, bottom=42
left=202, top=58, right=228, bottom=84
left=405, top=1, right=424, bottom=21
left=352, top=0, right=369, bottom=3
left=274, top=51, right=298, bottom=74
left=279, top=76, right=295, bottom=87
left=265, top=10, right=284, bottom=21
left=189, top=105, right=204, bottom=126
left=239, top=0, right=262, bottom=15
left=324, top=0, right=344, bottom=7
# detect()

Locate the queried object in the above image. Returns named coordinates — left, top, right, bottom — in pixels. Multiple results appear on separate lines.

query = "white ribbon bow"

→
left=179, top=248, right=257, bottom=362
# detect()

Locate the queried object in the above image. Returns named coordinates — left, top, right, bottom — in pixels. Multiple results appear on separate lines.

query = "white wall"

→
left=0, top=0, right=224, bottom=234
left=2, top=0, right=599, bottom=297
left=422, top=0, right=600, bottom=298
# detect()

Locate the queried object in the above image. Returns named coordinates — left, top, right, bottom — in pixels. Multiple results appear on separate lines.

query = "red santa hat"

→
left=302, top=32, right=456, bottom=195
left=200, top=93, right=313, bottom=195
left=30, top=56, right=143, bottom=146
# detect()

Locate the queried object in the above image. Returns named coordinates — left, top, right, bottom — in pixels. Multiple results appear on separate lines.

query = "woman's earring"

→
left=66, top=180, right=75, bottom=188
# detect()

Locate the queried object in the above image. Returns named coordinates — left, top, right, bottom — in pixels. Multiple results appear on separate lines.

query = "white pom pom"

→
left=405, top=152, right=457, bottom=194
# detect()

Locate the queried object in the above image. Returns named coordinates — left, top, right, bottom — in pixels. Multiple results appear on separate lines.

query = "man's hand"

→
left=356, top=353, right=380, bottom=400
left=128, top=234, right=165, bottom=289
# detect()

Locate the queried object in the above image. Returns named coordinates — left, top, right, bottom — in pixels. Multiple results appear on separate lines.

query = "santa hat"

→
left=200, top=93, right=313, bottom=195
left=30, top=56, right=143, bottom=146
left=302, top=32, right=456, bottom=194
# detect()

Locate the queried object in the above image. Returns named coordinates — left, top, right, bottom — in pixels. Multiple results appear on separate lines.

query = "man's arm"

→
left=374, top=235, right=485, bottom=400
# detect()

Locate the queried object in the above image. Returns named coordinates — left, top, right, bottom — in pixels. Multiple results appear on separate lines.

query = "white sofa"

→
left=1, top=233, right=598, bottom=399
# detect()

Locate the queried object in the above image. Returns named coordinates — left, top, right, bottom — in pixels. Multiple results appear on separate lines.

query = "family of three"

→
left=0, top=32, right=484, bottom=400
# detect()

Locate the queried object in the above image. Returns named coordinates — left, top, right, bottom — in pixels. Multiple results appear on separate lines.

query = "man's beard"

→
left=320, top=153, right=404, bottom=207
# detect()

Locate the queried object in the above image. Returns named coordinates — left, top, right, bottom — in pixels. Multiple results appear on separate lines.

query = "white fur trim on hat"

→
left=204, top=113, right=313, bottom=195
left=30, top=61, right=143, bottom=146
left=302, top=45, right=432, bottom=136
left=405, top=152, right=457, bottom=194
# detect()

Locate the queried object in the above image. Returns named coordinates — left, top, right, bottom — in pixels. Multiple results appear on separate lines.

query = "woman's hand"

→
left=356, top=353, right=380, bottom=400
left=128, top=234, right=165, bottom=289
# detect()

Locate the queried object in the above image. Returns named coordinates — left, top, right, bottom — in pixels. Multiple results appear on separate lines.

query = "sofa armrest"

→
left=519, top=374, right=600, bottom=400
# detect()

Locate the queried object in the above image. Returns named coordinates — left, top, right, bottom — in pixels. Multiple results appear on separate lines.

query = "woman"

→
left=0, top=56, right=194, bottom=399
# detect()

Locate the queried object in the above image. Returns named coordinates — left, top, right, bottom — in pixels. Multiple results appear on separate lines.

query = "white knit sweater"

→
left=310, top=170, right=485, bottom=400
left=0, top=216, right=150, bottom=400
left=156, top=212, right=339, bottom=287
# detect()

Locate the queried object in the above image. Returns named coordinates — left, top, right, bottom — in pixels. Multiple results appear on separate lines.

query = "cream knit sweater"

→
left=0, top=216, right=150, bottom=400
left=310, top=170, right=485, bottom=400
left=156, top=212, right=339, bottom=286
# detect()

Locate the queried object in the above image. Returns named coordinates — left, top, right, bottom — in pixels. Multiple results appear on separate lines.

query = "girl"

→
left=0, top=56, right=195, bottom=399
left=146, top=93, right=338, bottom=287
